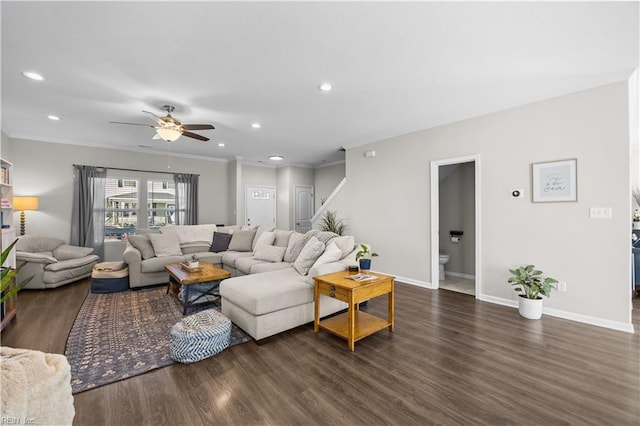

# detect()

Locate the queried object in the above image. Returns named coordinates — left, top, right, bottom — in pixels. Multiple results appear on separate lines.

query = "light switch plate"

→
left=590, top=207, right=612, bottom=219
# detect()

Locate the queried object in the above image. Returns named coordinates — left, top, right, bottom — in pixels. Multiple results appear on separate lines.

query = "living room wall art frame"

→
left=532, top=159, right=577, bottom=202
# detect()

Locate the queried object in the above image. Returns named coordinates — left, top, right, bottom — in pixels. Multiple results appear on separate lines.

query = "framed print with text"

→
left=532, top=159, right=577, bottom=203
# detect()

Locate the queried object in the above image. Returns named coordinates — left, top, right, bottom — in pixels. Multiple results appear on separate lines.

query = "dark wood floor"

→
left=2, top=279, right=639, bottom=425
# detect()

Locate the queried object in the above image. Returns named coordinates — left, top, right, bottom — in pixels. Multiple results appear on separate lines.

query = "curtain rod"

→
left=73, top=164, right=199, bottom=177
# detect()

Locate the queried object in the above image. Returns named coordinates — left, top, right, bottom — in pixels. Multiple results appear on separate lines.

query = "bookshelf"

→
left=1, top=158, right=17, bottom=330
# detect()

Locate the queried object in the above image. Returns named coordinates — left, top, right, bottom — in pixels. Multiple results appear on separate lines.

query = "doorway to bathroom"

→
left=430, top=155, right=480, bottom=297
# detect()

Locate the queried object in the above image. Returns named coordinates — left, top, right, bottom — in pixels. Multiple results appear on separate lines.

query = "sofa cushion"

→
left=253, top=245, right=286, bottom=263
left=45, top=254, right=99, bottom=272
left=253, top=231, right=275, bottom=248
left=221, top=251, right=254, bottom=269
left=127, top=234, right=156, bottom=260
left=312, top=242, right=342, bottom=268
left=332, top=236, right=356, bottom=259
left=159, top=224, right=217, bottom=246
left=52, top=244, right=94, bottom=261
left=293, top=237, right=325, bottom=276
left=16, top=251, right=57, bottom=264
left=235, top=257, right=268, bottom=275
left=217, top=225, right=241, bottom=234
left=140, top=255, right=183, bottom=273
left=227, top=230, right=256, bottom=252
left=16, top=235, right=65, bottom=253
left=148, top=233, right=182, bottom=257
left=252, top=226, right=276, bottom=251
left=220, top=268, right=315, bottom=315
left=249, top=262, right=292, bottom=274
left=283, top=232, right=305, bottom=263
left=273, top=229, right=293, bottom=247
left=210, top=232, right=233, bottom=253
left=181, top=245, right=211, bottom=255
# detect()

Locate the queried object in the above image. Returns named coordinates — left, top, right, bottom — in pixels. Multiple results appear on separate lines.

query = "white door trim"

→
left=430, top=154, right=481, bottom=297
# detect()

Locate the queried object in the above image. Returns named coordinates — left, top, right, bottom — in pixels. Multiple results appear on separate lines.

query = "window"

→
left=147, top=179, right=176, bottom=227
left=105, top=177, right=139, bottom=241
left=103, top=174, right=183, bottom=241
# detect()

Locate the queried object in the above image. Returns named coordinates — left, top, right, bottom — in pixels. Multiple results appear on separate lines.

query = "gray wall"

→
left=6, top=138, right=229, bottom=244
left=329, top=81, right=633, bottom=330
left=314, top=162, right=345, bottom=210
left=439, top=162, right=475, bottom=277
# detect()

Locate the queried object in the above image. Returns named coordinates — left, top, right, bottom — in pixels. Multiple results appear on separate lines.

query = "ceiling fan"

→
left=110, top=105, right=215, bottom=142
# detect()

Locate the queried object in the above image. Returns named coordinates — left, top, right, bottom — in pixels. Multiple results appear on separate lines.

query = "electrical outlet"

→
left=557, top=281, right=567, bottom=292
left=590, top=207, right=612, bottom=219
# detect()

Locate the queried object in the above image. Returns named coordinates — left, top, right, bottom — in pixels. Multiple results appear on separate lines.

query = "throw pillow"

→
left=293, top=237, right=325, bottom=275
left=332, top=236, right=356, bottom=259
left=227, top=230, right=257, bottom=252
left=52, top=244, right=94, bottom=261
left=127, top=234, right=156, bottom=260
left=253, top=231, right=275, bottom=248
left=253, top=245, right=286, bottom=263
left=273, top=229, right=294, bottom=247
left=252, top=226, right=276, bottom=251
left=311, top=241, right=342, bottom=268
left=148, top=232, right=182, bottom=257
left=210, top=232, right=233, bottom=253
left=284, top=231, right=311, bottom=263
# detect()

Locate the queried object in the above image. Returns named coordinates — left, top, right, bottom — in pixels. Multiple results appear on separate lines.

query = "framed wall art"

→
left=532, top=159, right=577, bottom=202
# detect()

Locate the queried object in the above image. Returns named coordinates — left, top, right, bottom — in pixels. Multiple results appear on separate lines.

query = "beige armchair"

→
left=16, top=235, right=99, bottom=289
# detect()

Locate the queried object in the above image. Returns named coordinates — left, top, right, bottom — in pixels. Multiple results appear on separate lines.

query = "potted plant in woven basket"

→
left=508, top=264, right=558, bottom=319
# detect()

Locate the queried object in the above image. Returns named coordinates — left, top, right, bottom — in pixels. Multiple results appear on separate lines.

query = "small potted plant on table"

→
left=355, top=244, right=379, bottom=273
left=508, top=264, right=558, bottom=319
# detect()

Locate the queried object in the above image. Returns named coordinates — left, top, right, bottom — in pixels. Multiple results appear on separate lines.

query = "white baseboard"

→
left=393, top=275, right=435, bottom=289
left=445, top=271, right=476, bottom=280
left=479, top=294, right=635, bottom=334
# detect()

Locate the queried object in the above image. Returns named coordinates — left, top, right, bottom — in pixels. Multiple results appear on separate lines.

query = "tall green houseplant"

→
left=319, top=210, right=347, bottom=236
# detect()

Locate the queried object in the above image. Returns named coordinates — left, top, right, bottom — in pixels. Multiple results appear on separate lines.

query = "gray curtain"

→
left=174, top=173, right=198, bottom=225
left=71, top=165, right=107, bottom=259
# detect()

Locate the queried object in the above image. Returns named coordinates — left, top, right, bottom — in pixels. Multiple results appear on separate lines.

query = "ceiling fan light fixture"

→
left=156, top=127, right=182, bottom=141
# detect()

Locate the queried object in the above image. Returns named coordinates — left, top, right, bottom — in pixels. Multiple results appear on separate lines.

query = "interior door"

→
left=295, top=185, right=314, bottom=233
left=245, top=185, right=276, bottom=228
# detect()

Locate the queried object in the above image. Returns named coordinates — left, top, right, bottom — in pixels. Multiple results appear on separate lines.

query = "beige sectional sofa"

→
left=122, top=224, right=358, bottom=340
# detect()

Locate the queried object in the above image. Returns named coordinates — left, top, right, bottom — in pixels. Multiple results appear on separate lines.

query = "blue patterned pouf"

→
left=170, top=309, right=231, bottom=363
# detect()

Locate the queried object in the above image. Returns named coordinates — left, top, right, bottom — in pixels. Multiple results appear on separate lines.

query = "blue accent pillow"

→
left=210, top=232, right=233, bottom=253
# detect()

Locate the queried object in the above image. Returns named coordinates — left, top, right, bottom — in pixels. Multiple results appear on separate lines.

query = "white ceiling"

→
left=2, top=1, right=638, bottom=167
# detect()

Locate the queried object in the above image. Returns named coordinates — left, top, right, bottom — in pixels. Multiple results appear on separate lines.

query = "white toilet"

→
left=439, top=254, right=450, bottom=280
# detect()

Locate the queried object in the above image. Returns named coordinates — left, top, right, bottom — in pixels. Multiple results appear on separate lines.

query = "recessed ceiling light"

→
left=269, top=155, right=284, bottom=161
left=47, top=115, right=60, bottom=121
left=22, top=71, right=44, bottom=81
left=218, top=142, right=225, bottom=147
left=317, top=82, right=332, bottom=92
left=251, top=123, right=261, bottom=129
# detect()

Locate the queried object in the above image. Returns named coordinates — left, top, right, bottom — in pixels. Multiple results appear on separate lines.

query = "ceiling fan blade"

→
left=181, top=131, right=209, bottom=141
left=142, top=110, right=164, bottom=121
left=182, top=124, right=215, bottom=131
left=110, top=121, right=156, bottom=128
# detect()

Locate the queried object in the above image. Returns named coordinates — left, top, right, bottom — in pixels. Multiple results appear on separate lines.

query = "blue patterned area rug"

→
left=65, top=286, right=251, bottom=394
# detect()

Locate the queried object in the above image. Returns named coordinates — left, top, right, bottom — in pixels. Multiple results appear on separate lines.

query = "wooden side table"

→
left=314, top=271, right=394, bottom=351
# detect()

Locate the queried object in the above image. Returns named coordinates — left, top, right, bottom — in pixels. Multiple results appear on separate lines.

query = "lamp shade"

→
left=13, top=196, right=39, bottom=211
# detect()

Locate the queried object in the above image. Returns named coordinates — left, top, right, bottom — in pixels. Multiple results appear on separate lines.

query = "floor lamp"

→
left=13, top=196, right=39, bottom=236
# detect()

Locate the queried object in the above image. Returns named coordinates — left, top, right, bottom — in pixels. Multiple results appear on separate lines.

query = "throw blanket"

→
left=0, top=346, right=75, bottom=425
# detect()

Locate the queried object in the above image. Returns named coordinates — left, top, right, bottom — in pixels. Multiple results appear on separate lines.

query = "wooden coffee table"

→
left=164, top=261, right=231, bottom=315
left=314, top=270, right=394, bottom=351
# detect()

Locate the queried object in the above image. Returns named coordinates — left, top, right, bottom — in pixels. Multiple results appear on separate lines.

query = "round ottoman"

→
left=170, top=309, right=231, bottom=363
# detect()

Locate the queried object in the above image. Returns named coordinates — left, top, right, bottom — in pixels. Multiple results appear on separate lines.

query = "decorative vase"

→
left=518, top=295, right=543, bottom=319
left=359, top=259, right=371, bottom=272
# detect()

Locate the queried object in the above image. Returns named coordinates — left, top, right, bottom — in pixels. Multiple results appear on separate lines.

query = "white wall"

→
left=330, top=82, right=633, bottom=330
left=6, top=138, right=229, bottom=244
left=314, top=162, right=345, bottom=211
